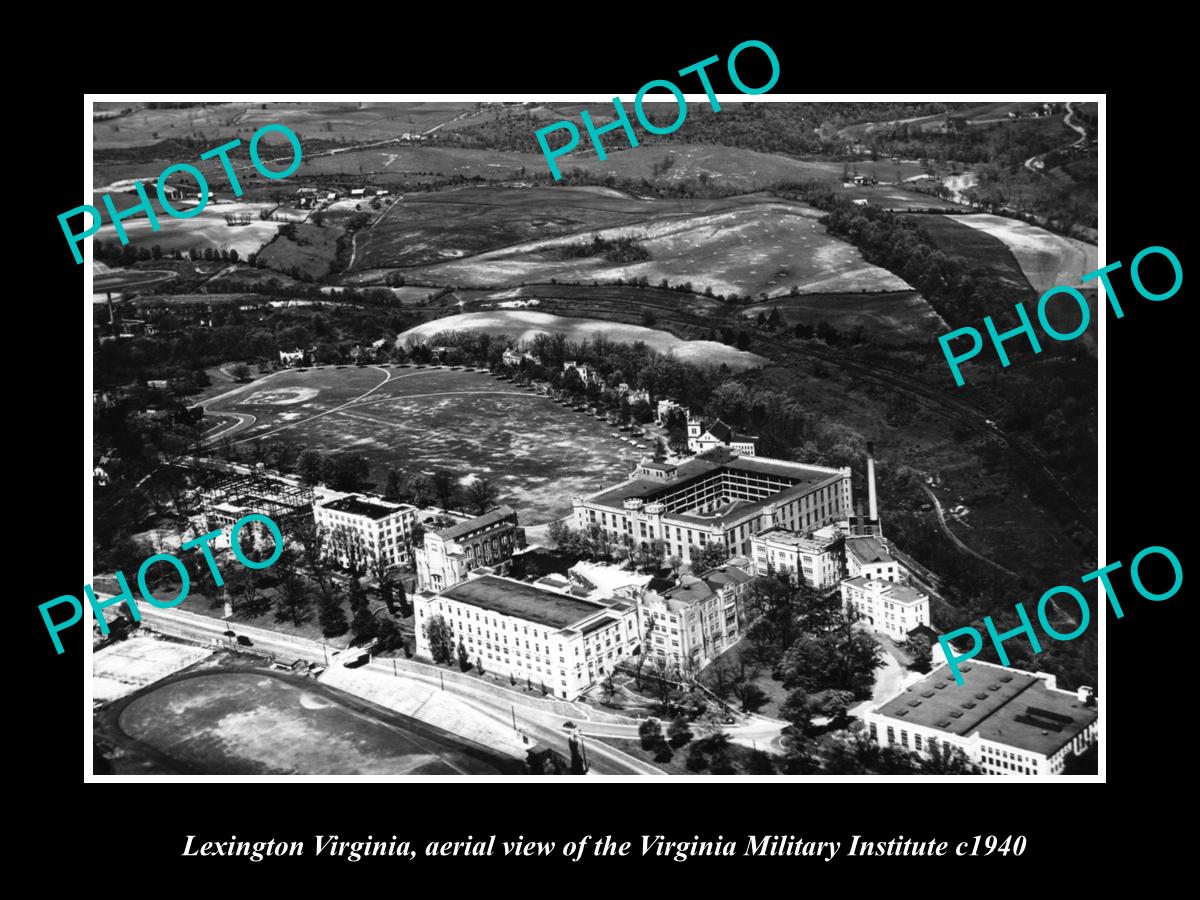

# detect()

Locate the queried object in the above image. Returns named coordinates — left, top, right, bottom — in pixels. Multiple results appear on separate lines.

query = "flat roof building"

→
left=750, top=527, right=844, bottom=590
left=841, top=575, right=929, bottom=641
left=574, top=454, right=852, bottom=564
left=857, top=661, right=1098, bottom=776
left=413, top=574, right=639, bottom=700
left=845, top=535, right=904, bottom=583
left=314, top=493, right=417, bottom=570
left=415, top=506, right=524, bottom=593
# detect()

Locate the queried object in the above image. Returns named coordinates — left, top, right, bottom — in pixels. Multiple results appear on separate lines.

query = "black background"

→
left=21, top=25, right=1190, bottom=882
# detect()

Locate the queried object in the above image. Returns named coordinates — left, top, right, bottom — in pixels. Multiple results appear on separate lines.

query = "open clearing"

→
left=905, top=214, right=1036, bottom=296
left=950, top=214, right=1098, bottom=292
left=402, top=199, right=909, bottom=298
left=93, top=638, right=212, bottom=703
left=92, top=201, right=281, bottom=257
left=203, top=365, right=640, bottom=523
left=115, top=670, right=511, bottom=774
left=741, top=291, right=948, bottom=342
left=399, top=311, right=767, bottom=369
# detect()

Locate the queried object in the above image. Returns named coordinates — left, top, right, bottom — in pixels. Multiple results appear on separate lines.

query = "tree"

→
left=274, top=572, right=312, bottom=626
left=466, top=478, right=499, bottom=516
left=734, top=681, right=769, bottom=713
left=692, top=541, right=728, bottom=573
left=318, top=589, right=349, bottom=637
left=781, top=689, right=814, bottom=733
left=639, top=718, right=666, bottom=752
left=351, top=602, right=378, bottom=643
left=456, top=638, right=470, bottom=672
left=384, top=469, right=403, bottom=502
left=702, top=660, right=737, bottom=701
left=230, top=362, right=252, bottom=382
left=394, top=576, right=410, bottom=617
left=476, top=656, right=485, bottom=676
left=323, top=453, right=371, bottom=492
left=781, top=738, right=821, bottom=774
left=653, top=438, right=667, bottom=462
left=232, top=566, right=271, bottom=619
left=424, top=614, right=454, bottom=664
left=746, top=749, right=776, bottom=774
left=667, top=715, right=693, bottom=748
left=920, top=742, right=982, bottom=775
left=375, top=616, right=404, bottom=653
left=599, top=672, right=618, bottom=704
left=297, top=449, right=324, bottom=486
left=908, top=635, right=933, bottom=672
left=431, top=469, right=458, bottom=511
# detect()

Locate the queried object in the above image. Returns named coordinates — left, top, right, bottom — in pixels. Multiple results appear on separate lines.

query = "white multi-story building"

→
left=686, top=416, right=759, bottom=456
left=845, top=535, right=905, bottom=583
left=574, top=455, right=853, bottom=564
left=633, top=561, right=753, bottom=674
left=314, top=493, right=418, bottom=570
left=415, top=506, right=524, bottom=592
left=750, top=528, right=843, bottom=590
left=857, top=660, right=1098, bottom=776
left=840, top=576, right=929, bottom=641
left=413, top=574, right=640, bottom=700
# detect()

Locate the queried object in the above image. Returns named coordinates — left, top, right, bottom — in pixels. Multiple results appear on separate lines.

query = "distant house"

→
left=350, top=188, right=367, bottom=199
left=375, top=189, right=390, bottom=197
left=686, top=415, right=759, bottom=456
left=656, top=399, right=686, bottom=425
left=851, top=198, right=869, bottom=207
left=279, top=348, right=308, bottom=367
left=146, top=379, right=170, bottom=390
left=851, top=174, right=878, bottom=186
left=563, top=360, right=600, bottom=386
left=502, top=348, right=523, bottom=367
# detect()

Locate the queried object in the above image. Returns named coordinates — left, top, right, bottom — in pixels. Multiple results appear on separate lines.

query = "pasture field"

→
left=113, top=669, right=514, bottom=774
left=740, top=291, right=948, bottom=343
left=91, top=201, right=282, bottom=257
left=904, top=214, right=1036, bottom=296
left=400, top=310, right=767, bottom=369
left=256, top=222, right=345, bottom=280
left=92, top=101, right=479, bottom=151
left=203, top=365, right=641, bottom=523
left=949, top=214, right=1098, bottom=292
left=835, top=184, right=966, bottom=210
left=402, top=198, right=910, bottom=298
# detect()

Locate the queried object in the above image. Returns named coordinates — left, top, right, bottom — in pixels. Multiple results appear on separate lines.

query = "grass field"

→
left=93, top=101, right=480, bottom=151
left=904, top=214, right=1037, bottom=297
left=949, top=214, right=1098, bottom=292
left=116, top=670, right=511, bottom=774
left=204, top=366, right=639, bottom=523
left=740, top=291, right=948, bottom=342
left=835, top=184, right=966, bottom=211
left=400, top=310, right=767, bottom=369
left=92, top=200, right=282, bottom=257
left=256, top=222, right=345, bottom=280
left=400, top=196, right=910, bottom=298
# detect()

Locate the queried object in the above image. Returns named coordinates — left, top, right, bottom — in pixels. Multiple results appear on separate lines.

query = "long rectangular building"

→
left=415, top=505, right=525, bottom=592
left=857, top=660, right=1098, bottom=776
left=573, top=454, right=853, bottom=564
left=413, top=574, right=640, bottom=700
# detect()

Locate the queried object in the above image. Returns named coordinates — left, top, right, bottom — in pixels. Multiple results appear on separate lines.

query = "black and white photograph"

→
left=76, top=93, right=1107, bottom=779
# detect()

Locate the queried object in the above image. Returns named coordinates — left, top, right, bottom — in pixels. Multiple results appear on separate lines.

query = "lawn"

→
left=113, top=668, right=517, bottom=774
left=598, top=736, right=769, bottom=776
left=90, top=200, right=282, bottom=257
left=203, top=366, right=638, bottom=524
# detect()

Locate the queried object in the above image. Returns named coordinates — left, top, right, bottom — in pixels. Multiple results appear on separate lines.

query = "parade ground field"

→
left=112, top=669, right=515, bottom=775
left=201, top=365, right=639, bottom=523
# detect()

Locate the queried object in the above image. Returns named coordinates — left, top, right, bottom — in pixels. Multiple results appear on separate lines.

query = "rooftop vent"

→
left=999, top=674, right=1014, bottom=683
left=961, top=665, right=973, bottom=672
left=936, top=719, right=952, bottom=728
left=988, top=684, right=1001, bottom=692
left=962, top=701, right=977, bottom=709
left=975, top=693, right=988, bottom=700
left=907, top=700, right=922, bottom=707
left=922, top=691, right=935, bottom=698
left=896, top=709, right=908, bottom=717
left=949, top=711, right=963, bottom=718
left=935, top=683, right=946, bottom=690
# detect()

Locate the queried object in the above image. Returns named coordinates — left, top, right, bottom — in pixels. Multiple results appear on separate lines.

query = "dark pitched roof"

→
left=434, top=505, right=517, bottom=541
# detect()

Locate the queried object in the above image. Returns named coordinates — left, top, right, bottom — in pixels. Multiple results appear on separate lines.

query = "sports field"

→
left=117, top=671, right=512, bottom=774
left=202, top=366, right=638, bottom=523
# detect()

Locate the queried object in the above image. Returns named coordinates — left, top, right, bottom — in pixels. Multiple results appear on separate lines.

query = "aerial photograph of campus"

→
left=89, top=98, right=1099, bottom=776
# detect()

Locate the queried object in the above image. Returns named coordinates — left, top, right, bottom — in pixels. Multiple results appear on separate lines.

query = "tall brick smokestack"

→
left=867, top=441, right=878, bottom=523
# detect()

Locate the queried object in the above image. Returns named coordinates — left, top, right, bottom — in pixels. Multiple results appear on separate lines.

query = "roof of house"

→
left=703, top=563, right=754, bottom=588
left=754, top=527, right=837, bottom=554
left=846, top=535, right=894, bottom=565
left=433, top=505, right=517, bottom=541
left=872, top=661, right=1097, bottom=757
left=705, top=420, right=733, bottom=443
left=439, top=575, right=611, bottom=631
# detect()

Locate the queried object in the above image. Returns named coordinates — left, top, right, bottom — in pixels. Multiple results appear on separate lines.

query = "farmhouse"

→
left=856, top=660, right=1098, bottom=776
left=574, top=454, right=853, bottom=563
left=314, top=493, right=418, bottom=570
left=414, top=574, right=639, bottom=699
left=563, top=360, right=601, bottom=386
left=416, top=505, right=526, bottom=592
left=687, top=416, right=759, bottom=456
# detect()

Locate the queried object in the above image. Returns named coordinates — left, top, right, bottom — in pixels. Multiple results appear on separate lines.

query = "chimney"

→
left=1077, top=685, right=1095, bottom=706
left=866, top=441, right=879, bottom=523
